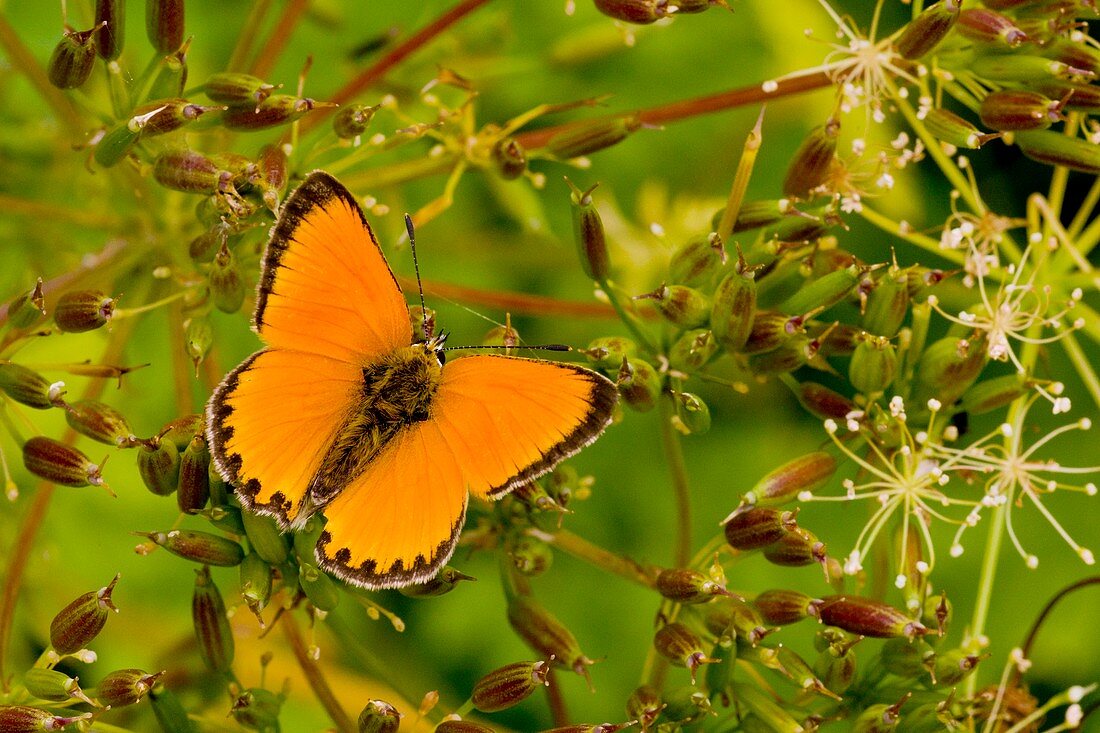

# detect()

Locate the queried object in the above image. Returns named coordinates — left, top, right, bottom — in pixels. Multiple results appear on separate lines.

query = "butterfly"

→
left=206, top=171, right=618, bottom=589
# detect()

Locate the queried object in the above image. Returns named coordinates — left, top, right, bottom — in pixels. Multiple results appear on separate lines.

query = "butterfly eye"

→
left=435, top=349, right=447, bottom=366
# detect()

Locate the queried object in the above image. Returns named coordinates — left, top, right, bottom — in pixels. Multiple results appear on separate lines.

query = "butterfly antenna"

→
left=405, top=214, right=431, bottom=340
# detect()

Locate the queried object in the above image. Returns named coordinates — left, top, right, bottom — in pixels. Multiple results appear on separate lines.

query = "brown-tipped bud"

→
left=668, top=329, right=717, bottom=373
left=203, top=72, right=276, bottom=105
left=913, top=334, right=988, bottom=406
left=958, top=8, right=1027, bottom=47
left=782, top=117, right=839, bottom=198
left=753, top=589, right=824, bottom=626
left=704, top=598, right=771, bottom=646
left=895, top=0, right=960, bottom=59
left=1016, top=128, right=1100, bottom=173
left=710, top=266, right=757, bottom=352
left=356, top=700, right=400, bottom=733
left=670, top=233, right=727, bottom=287
left=95, top=0, right=125, bottom=60
left=435, top=720, right=495, bottom=733
left=660, top=686, right=711, bottom=725
left=137, top=436, right=180, bottom=496
left=192, top=566, right=234, bottom=673
left=795, top=381, right=856, bottom=421
left=154, top=150, right=234, bottom=194
left=593, top=0, right=670, bottom=23
left=780, top=263, right=861, bottom=316
left=961, top=373, right=1028, bottom=414
left=583, top=336, right=636, bottom=370
left=48, top=26, right=98, bottom=89
left=930, top=649, right=981, bottom=686
left=23, top=437, right=105, bottom=488
left=184, top=317, right=213, bottom=372
left=333, top=103, right=380, bottom=140
left=0, top=363, right=53, bottom=409
left=626, top=685, right=662, bottom=730
left=299, top=563, right=340, bottom=612
left=747, top=451, right=837, bottom=506
left=616, top=357, right=661, bottom=412
left=923, top=108, right=996, bottom=150
left=880, top=637, right=934, bottom=677
left=512, top=481, right=568, bottom=516
left=763, top=527, right=827, bottom=569
left=638, top=284, right=709, bottom=328
left=54, top=290, right=115, bottom=333
left=239, top=551, right=272, bottom=622
left=209, top=244, right=245, bottom=313
left=131, top=99, right=218, bottom=137
left=398, top=566, right=476, bottom=598
left=231, top=688, right=283, bottom=732
left=818, top=595, right=927, bottom=639
left=472, top=660, right=550, bottom=713
left=65, top=400, right=138, bottom=446
left=737, top=684, right=805, bottom=733
left=852, top=697, right=909, bottom=733
left=177, top=434, right=210, bottom=514
left=742, top=311, right=795, bottom=355
left=775, top=646, right=838, bottom=700
left=566, top=179, right=610, bottom=281
left=506, top=595, right=593, bottom=677
left=723, top=506, right=797, bottom=551
left=0, top=706, right=91, bottom=732
left=95, top=668, right=165, bottom=707
left=653, top=623, right=717, bottom=683
left=24, top=668, right=95, bottom=705
left=510, top=537, right=554, bottom=577
left=979, top=90, right=1061, bottom=131
left=239, top=510, right=288, bottom=565
left=6, top=279, right=46, bottom=329
left=222, top=95, right=323, bottom=131
left=50, top=574, right=120, bottom=654
left=257, top=144, right=289, bottom=209
left=142, top=529, right=244, bottom=566
left=547, top=114, right=642, bottom=159
left=146, top=0, right=184, bottom=53
left=673, top=391, right=711, bottom=435
left=656, top=568, right=730, bottom=604
left=849, top=334, right=898, bottom=395
left=492, top=138, right=528, bottom=181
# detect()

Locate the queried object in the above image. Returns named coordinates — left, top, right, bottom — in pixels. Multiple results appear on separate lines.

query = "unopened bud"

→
left=146, top=0, right=185, bottom=54
left=980, top=90, right=1061, bottom=131
left=472, top=660, right=551, bottom=713
left=184, top=317, right=213, bottom=372
left=50, top=574, right=120, bottom=654
left=239, top=510, right=288, bottom=565
left=626, top=685, right=662, bottom=730
left=638, top=284, right=709, bottom=328
left=177, top=434, right=210, bottom=514
left=583, top=336, right=637, bottom=370
left=154, top=150, right=233, bottom=194
left=238, top=552, right=273, bottom=621
left=257, top=144, right=289, bottom=209
left=814, top=643, right=857, bottom=696
left=754, top=589, right=824, bottom=626
left=299, top=563, right=340, bottom=612
left=656, top=568, right=731, bottom=604
left=398, top=566, right=476, bottom=598
left=849, top=334, right=898, bottom=395
left=356, top=700, right=400, bottom=733
left=818, top=595, right=927, bottom=639
left=593, top=0, right=670, bottom=23
left=913, top=335, right=987, bottom=406
left=0, top=706, right=92, bottom=732
left=95, top=668, right=164, bottom=707
left=668, top=330, right=717, bottom=373
left=23, top=437, right=106, bottom=488
left=132, top=99, right=218, bottom=137
left=653, top=622, right=717, bottom=683
left=511, top=537, right=554, bottom=577
left=763, top=527, right=827, bottom=569
left=673, top=391, right=711, bottom=435
left=91, top=124, right=136, bottom=169
left=782, top=117, right=839, bottom=198
left=852, top=696, right=909, bottom=733
left=781, top=264, right=861, bottom=316
left=924, top=108, right=996, bottom=150
left=95, top=0, right=125, bottom=60
left=704, top=598, right=771, bottom=646
left=137, top=436, right=180, bottom=496
left=895, top=0, right=960, bottom=59
left=547, top=114, right=642, bottom=159
left=616, top=357, right=661, bottom=412
left=192, top=566, right=234, bottom=674
left=670, top=233, right=726, bottom=287
left=210, top=244, right=245, bottom=313
left=203, top=72, right=275, bottom=105
left=492, top=138, right=528, bottom=180
left=434, top=720, right=495, bottom=733
left=794, top=381, right=856, bottom=421
left=231, top=688, right=283, bottom=732
left=567, top=178, right=610, bottom=281
left=661, top=686, right=712, bottom=725
left=506, top=595, right=593, bottom=677
left=1016, top=128, right=1100, bottom=173
left=334, top=103, right=380, bottom=140
left=65, top=400, right=138, bottom=446
left=147, top=40, right=189, bottom=99
left=880, top=637, right=934, bottom=677
left=930, top=649, right=981, bottom=686
left=742, top=311, right=795, bottom=355
left=723, top=507, right=797, bottom=551
left=710, top=265, right=757, bottom=352
left=55, top=290, right=115, bottom=332
left=746, top=451, right=837, bottom=506
left=6, top=279, right=46, bottom=329
left=960, top=373, right=1028, bottom=414
left=958, top=8, right=1027, bottom=47
left=141, top=529, right=245, bottom=566
left=223, top=95, right=323, bottom=131
left=0, top=363, right=53, bottom=409
left=48, top=26, right=99, bottom=89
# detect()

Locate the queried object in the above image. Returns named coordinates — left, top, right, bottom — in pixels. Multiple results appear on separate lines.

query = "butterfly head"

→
left=420, top=330, right=449, bottom=366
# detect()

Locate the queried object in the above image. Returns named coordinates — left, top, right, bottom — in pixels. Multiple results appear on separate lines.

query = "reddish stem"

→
left=248, top=0, right=310, bottom=80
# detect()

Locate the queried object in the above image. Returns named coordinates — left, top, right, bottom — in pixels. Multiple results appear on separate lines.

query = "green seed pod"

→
left=849, top=334, right=899, bottom=395
left=673, top=392, right=710, bottom=435
left=357, top=700, right=400, bottom=733
left=656, top=568, right=730, bottom=604
left=292, top=514, right=325, bottom=561
left=492, top=138, right=528, bottom=181
left=24, top=668, right=95, bottom=704
left=704, top=598, right=771, bottom=645
left=137, top=436, right=180, bottom=496
left=48, top=26, right=99, bottom=89
left=146, top=0, right=184, bottom=53
left=863, top=267, right=913, bottom=337
left=780, top=263, right=861, bottom=316
left=748, top=336, right=814, bottom=375
left=852, top=698, right=907, bottom=733
left=775, top=645, right=835, bottom=699
left=818, top=595, right=926, bottom=639
left=641, top=284, right=710, bottom=328
left=0, top=706, right=91, bottom=732
left=813, top=643, right=857, bottom=696
left=23, top=437, right=105, bottom=488
left=257, top=143, right=289, bottom=209
left=434, top=721, right=495, bottom=733
left=506, top=595, right=593, bottom=677
left=746, top=451, right=837, bottom=506
left=231, top=688, right=283, bottom=731
left=979, top=90, right=1061, bottom=131
left=667, top=329, right=717, bottom=373
left=669, top=233, right=726, bottom=287
left=972, top=54, right=1076, bottom=84
left=547, top=114, right=642, bottom=159
left=55, top=290, right=115, bottom=332
left=913, top=335, right=987, bottom=406
left=763, top=527, right=827, bottom=568
left=897, top=702, right=957, bottom=733
left=626, top=685, right=662, bottom=731
left=742, top=311, right=794, bottom=354
left=154, top=150, right=233, bottom=194
left=960, top=373, right=1028, bottom=414
left=240, top=510, right=288, bottom=565
left=895, top=0, right=960, bottom=59
left=184, top=316, right=213, bottom=372
left=472, top=660, right=550, bottom=713
left=177, top=434, right=210, bottom=514
left=881, top=637, right=934, bottom=677
left=510, top=537, right=553, bottom=577
left=754, top=589, right=823, bottom=626
left=958, top=8, right=1027, bottom=47
left=794, top=381, right=856, bottom=421
left=782, top=117, right=839, bottom=198
left=149, top=682, right=198, bottom=733
left=593, top=0, right=668, bottom=23
left=6, top=279, right=46, bottom=329
left=720, top=199, right=788, bottom=233
left=660, top=686, right=711, bottom=725
left=300, top=563, right=340, bottom=612
left=95, top=668, right=165, bottom=707
left=143, top=529, right=244, bottom=566
left=710, top=265, right=757, bottom=352
left=928, top=649, right=981, bottom=687
left=1016, top=128, right=1100, bottom=173
left=0, top=363, right=53, bottom=409
left=238, top=551, right=272, bottom=618
left=763, top=204, right=835, bottom=243
left=1038, top=80, right=1100, bottom=113
left=96, top=123, right=142, bottom=169
left=203, top=72, right=276, bottom=105
left=95, top=0, right=125, bottom=60
left=222, top=95, right=321, bottom=131
left=398, top=566, right=476, bottom=598
left=616, top=357, right=661, bottom=412
left=922, top=592, right=951, bottom=636
left=132, top=98, right=218, bottom=137
left=736, top=684, right=805, bottom=733
left=147, top=42, right=189, bottom=99
left=50, top=574, right=120, bottom=654
left=922, top=108, right=995, bottom=150
left=723, top=506, right=797, bottom=551
left=566, top=179, right=610, bottom=281
left=65, top=400, right=137, bottom=447
left=582, top=336, right=636, bottom=370
left=210, top=244, right=246, bottom=313
left=192, top=566, right=234, bottom=674
left=333, top=103, right=380, bottom=140
left=653, top=623, right=716, bottom=682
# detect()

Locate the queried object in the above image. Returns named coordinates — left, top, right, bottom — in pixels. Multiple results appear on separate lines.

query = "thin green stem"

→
left=659, top=395, right=692, bottom=569
left=525, top=528, right=659, bottom=589
left=858, top=205, right=965, bottom=266
left=1061, top=333, right=1100, bottom=411
left=597, top=278, right=658, bottom=354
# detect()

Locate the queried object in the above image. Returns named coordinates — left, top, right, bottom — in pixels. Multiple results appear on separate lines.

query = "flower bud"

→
left=203, top=72, right=276, bottom=105
left=147, top=41, right=189, bottom=99
left=92, top=124, right=140, bottom=169
left=775, top=646, right=838, bottom=700
left=923, top=108, right=997, bottom=150
left=704, top=598, right=771, bottom=646
left=710, top=264, right=757, bottom=352
left=880, top=637, right=934, bottom=677
left=506, top=595, right=593, bottom=677
left=973, top=54, right=1083, bottom=85
left=146, top=0, right=185, bottom=54
left=780, top=263, right=861, bottom=316
left=356, top=700, right=400, bottom=733
left=209, top=243, right=246, bottom=313
left=183, top=316, right=213, bottom=373
left=928, top=649, right=981, bottom=687
left=583, top=336, right=636, bottom=370
left=638, top=284, right=709, bottom=328
left=895, top=0, right=960, bottom=59
left=742, top=311, right=795, bottom=355
left=547, top=114, right=642, bottom=159
left=223, top=95, right=323, bottom=131
left=48, top=26, right=99, bottom=89
left=435, top=721, right=495, bottom=733
left=656, top=568, right=731, bottom=604
left=65, top=400, right=137, bottom=447
left=723, top=507, right=797, bottom=551
left=763, top=527, right=827, bottom=568
left=794, top=381, right=856, bottom=421
left=960, top=373, right=1028, bottom=414
left=616, top=357, right=661, bottom=412
left=913, top=335, right=987, bottom=406
left=653, top=623, right=717, bottom=683
left=300, top=563, right=340, bottom=612
left=141, top=529, right=245, bottom=566
left=510, top=537, right=554, bottom=577
left=257, top=143, right=289, bottom=209
left=958, top=8, right=1027, bottom=47
left=669, top=233, right=726, bottom=287
left=1016, top=128, right=1100, bottom=173
left=50, top=574, right=120, bottom=654
left=95, top=668, right=165, bottom=707
left=192, top=566, right=234, bottom=673
left=0, top=706, right=91, bottom=732
left=753, top=589, right=823, bottom=626
left=0, top=363, right=53, bottom=409
left=54, top=290, right=115, bottom=332
left=239, top=510, right=288, bottom=565
left=979, top=90, right=1061, bottom=131
left=862, top=268, right=912, bottom=337
left=782, top=117, right=839, bottom=198
left=472, top=660, right=550, bottom=713
left=154, top=150, right=234, bottom=194
left=567, top=179, right=610, bottom=281
left=813, top=643, right=857, bottom=696
left=593, top=0, right=669, bottom=23
left=626, top=685, right=662, bottom=731
left=818, top=595, right=927, bottom=639
left=334, top=103, right=380, bottom=140
left=849, top=334, right=898, bottom=395
left=737, top=684, right=805, bottom=733
left=134, top=99, right=219, bottom=138
left=94, top=0, right=125, bottom=60
left=238, top=551, right=272, bottom=620
left=492, top=138, right=528, bottom=180
left=231, top=688, right=283, bottom=731
left=852, top=699, right=907, bottom=733
left=23, top=437, right=106, bottom=488
left=177, top=434, right=210, bottom=514
left=6, top=279, right=46, bottom=329
left=660, top=686, right=711, bottom=725
left=398, top=566, right=476, bottom=598
left=747, top=335, right=814, bottom=375
left=24, top=668, right=96, bottom=705
left=667, top=330, right=717, bottom=373
left=745, top=451, right=837, bottom=506
left=672, top=392, right=710, bottom=435
left=137, top=436, right=180, bottom=496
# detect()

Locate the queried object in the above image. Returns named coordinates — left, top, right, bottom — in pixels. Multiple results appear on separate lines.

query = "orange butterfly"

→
left=206, top=171, right=617, bottom=589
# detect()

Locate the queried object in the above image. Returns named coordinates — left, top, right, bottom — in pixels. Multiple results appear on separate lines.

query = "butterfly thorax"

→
left=307, top=344, right=443, bottom=507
